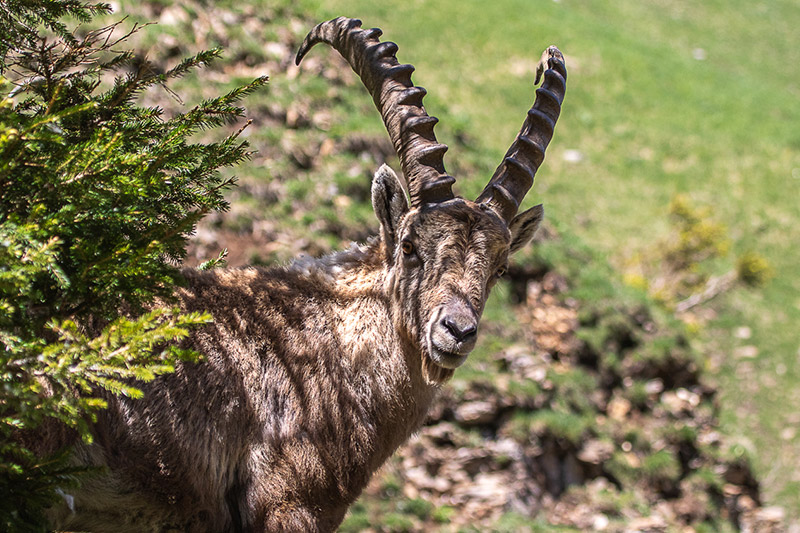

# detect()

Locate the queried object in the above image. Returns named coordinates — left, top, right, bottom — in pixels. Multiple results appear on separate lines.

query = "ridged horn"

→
left=296, top=17, right=455, bottom=207
left=476, top=46, right=567, bottom=223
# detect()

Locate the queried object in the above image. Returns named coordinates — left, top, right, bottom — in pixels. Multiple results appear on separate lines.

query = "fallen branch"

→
left=675, top=270, right=737, bottom=313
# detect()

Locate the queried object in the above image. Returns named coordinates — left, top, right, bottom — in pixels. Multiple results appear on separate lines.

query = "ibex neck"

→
left=287, top=239, right=439, bottom=471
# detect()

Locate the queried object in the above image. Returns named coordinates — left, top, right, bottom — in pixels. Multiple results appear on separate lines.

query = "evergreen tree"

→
left=0, top=2, right=267, bottom=529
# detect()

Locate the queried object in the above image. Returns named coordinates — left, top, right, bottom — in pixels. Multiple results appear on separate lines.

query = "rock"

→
left=404, top=466, right=436, bottom=491
left=734, top=345, right=759, bottom=359
left=455, top=401, right=497, bottom=426
left=285, top=102, right=310, bottom=128
left=562, top=149, right=585, bottom=163
left=625, top=514, right=667, bottom=532
left=755, top=506, right=785, bottom=524
left=645, top=378, right=664, bottom=396
left=542, top=271, right=569, bottom=293
left=577, top=439, right=614, bottom=465
left=453, top=472, right=510, bottom=502
left=421, top=422, right=458, bottom=446
left=608, top=396, right=632, bottom=420
left=674, top=485, right=710, bottom=521
left=592, top=514, right=610, bottom=531
left=675, top=387, right=701, bottom=408
left=741, top=506, right=787, bottom=533
left=660, top=391, right=686, bottom=415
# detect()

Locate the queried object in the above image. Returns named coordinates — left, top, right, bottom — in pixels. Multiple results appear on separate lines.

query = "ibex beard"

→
left=47, top=17, right=566, bottom=533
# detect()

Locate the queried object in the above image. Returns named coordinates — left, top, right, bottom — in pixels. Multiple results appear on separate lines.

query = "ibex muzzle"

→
left=434, top=298, right=478, bottom=360
left=50, top=17, right=566, bottom=532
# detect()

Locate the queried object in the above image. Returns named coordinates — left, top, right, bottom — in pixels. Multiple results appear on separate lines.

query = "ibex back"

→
left=50, top=17, right=567, bottom=532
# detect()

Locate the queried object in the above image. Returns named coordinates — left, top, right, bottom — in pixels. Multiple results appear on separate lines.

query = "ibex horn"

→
left=296, top=17, right=456, bottom=207
left=476, top=46, right=567, bottom=223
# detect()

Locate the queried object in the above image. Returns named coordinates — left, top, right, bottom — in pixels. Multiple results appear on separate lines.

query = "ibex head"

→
left=297, top=18, right=566, bottom=383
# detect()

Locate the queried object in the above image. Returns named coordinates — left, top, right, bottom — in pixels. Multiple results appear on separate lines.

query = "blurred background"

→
left=105, top=0, right=799, bottom=529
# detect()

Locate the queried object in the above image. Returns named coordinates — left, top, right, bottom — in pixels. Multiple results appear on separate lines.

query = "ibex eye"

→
left=401, top=241, right=414, bottom=255
left=496, top=266, right=507, bottom=278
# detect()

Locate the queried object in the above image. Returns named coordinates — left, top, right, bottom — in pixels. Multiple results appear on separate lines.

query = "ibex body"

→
left=51, top=17, right=566, bottom=532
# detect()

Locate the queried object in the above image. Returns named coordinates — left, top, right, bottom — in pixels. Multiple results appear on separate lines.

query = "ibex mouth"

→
left=428, top=299, right=478, bottom=369
left=428, top=347, right=469, bottom=370
left=427, top=303, right=478, bottom=369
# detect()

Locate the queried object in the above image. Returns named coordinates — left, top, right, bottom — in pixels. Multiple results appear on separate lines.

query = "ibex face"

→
left=393, top=200, right=517, bottom=370
left=373, top=169, right=545, bottom=379
left=396, top=200, right=508, bottom=369
left=298, top=18, right=566, bottom=381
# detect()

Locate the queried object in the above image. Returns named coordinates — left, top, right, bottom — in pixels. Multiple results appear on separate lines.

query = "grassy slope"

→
left=299, top=0, right=800, bottom=511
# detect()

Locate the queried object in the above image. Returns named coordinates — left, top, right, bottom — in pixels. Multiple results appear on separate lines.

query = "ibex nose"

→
left=441, top=315, right=477, bottom=343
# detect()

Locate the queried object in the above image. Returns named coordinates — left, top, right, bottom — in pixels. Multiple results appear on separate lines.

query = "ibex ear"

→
left=509, top=204, right=544, bottom=255
left=372, top=164, right=409, bottom=258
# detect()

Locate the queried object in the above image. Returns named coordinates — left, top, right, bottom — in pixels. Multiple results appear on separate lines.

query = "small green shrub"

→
left=624, top=194, right=772, bottom=311
left=547, top=366, right=599, bottom=413
left=492, top=511, right=534, bottom=532
left=381, top=512, right=415, bottom=532
left=736, top=250, right=772, bottom=287
left=510, top=409, right=593, bottom=445
left=380, top=471, right=403, bottom=498
left=339, top=503, right=372, bottom=533
left=398, top=497, right=433, bottom=520
left=666, top=194, right=730, bottom=271
left=641, top=449, right=681, bottom=483
left=432, top=505, right=456, bottom=524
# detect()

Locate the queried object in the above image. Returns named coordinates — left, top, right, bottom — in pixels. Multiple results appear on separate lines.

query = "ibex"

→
left=50, top=17, right=567, bottom=532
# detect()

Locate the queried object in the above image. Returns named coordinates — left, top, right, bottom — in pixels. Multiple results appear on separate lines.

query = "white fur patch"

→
left=288, top=241, right=375, bottom=279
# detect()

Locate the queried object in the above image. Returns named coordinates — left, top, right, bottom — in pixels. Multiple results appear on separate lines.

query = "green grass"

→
left=302, top=0, right=800, bottom=513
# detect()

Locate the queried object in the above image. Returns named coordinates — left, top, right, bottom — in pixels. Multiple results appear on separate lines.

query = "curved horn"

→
left=476, top=46, right=567, bottom=223
left=296, top=17, right=455, bottom=207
